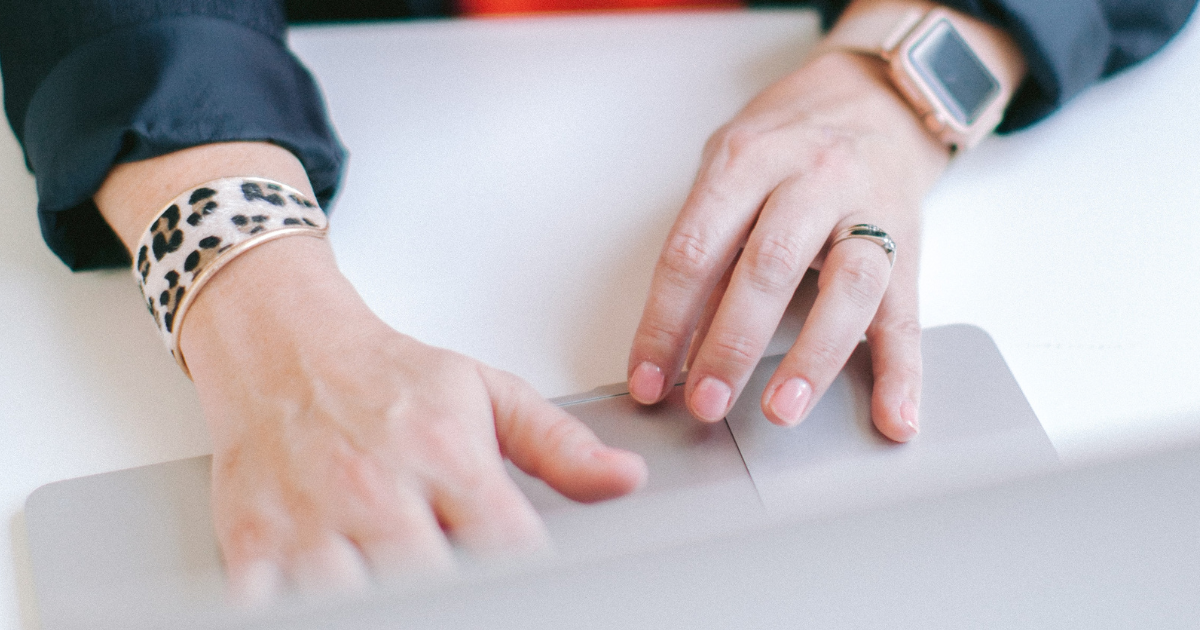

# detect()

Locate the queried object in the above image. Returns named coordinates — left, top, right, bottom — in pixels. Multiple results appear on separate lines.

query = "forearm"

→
left=91, top=143, right=384, bottom=408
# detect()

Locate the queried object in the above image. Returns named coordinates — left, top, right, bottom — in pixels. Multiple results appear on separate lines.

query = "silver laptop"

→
left=31, top=323, right=1133, bottom=630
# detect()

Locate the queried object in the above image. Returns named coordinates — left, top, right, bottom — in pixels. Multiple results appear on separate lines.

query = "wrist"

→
left=826, top=0, right=1026, bottom=83
left=179, top=234, right=388, bottom=392
left=93, top=143, right=344, bottom=383
left=95, top=142, right=315, bottom=251
left=821, top=0, right=1027, bottom=151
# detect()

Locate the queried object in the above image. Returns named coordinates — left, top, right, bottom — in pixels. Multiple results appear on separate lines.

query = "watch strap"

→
left=822, top=1, right=1026, bottom=100
left=815, top=1, right=1027, bottom=151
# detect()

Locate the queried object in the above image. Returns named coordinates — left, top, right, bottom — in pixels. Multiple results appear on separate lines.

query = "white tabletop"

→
left=2, top=9, right=1198, bottom=629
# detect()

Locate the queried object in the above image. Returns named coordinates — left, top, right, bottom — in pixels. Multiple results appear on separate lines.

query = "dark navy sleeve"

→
left=1, top=1, right=1196, bottom=269
left=768, top=0, right=1199, bottom=132
left=0, top=1, right=346, bottom=270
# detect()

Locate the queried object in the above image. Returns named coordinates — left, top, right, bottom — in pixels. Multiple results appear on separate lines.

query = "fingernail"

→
left=691, top=376, right=731, bottom=421
left=768, top=377, right=812, bottom=426
left=901, top=400, right=920, bottom=436
left=629, top=361, right=665, bottom=403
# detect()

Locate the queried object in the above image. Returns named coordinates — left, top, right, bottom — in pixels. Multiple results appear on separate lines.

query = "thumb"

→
left=484, top=369, right=648, bottom=503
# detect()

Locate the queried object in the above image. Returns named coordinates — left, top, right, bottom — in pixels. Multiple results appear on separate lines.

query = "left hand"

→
left=626, top=49, right=950, bottom=440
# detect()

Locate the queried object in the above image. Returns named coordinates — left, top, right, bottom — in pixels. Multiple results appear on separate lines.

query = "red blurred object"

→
left=462, top=0, right=739, bottom=17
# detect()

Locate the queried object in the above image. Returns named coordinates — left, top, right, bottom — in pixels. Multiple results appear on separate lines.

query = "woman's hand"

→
left=95, top=142, right=647, bottom=603
left=184, top=236, right=647, bottom=602
left=627, top=48, right=951, bottom=440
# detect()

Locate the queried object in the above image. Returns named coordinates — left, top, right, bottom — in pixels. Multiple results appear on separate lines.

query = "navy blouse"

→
left=0, top=0, right=1195, bottom=270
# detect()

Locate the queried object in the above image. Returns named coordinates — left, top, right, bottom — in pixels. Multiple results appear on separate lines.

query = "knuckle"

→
left=808, top=128, right=855, bottom=162
left=872, top=316, right=923, bottom=382
left=879, top=316, right=922, bottom=343
left=704, top=331, right=761, bottom=373
left=805, top=132, right=867, bottom=186
left=710, top=124, right=751, bottom=156
left=812, top=130, right=856, bottom=162
left=660, top=228, right=720, bottom=284
left=884, top=357, right=922, bottom=386
left=428, top=351, right=477, bottom=380
left=805, top=335, right=847, bottom=375
left=829, top=254, right=889, bottom=311
left=541, top=414, right=583, bottom=449
left=719, top=126, right=759, bottom=157
left=482, top=368, right=525, bottom=407
left=701, top=124, right=729, bottom=158
left=213, top=444, right=245, bottom=480
left=895, top=360, right=922, bottom=384
left=326, top=447, right=393, bottom=512
left=422, top=430, right=470, bottom=473
left=708, top=124, right=774, bottom=175
left=743, top=233, right=806, bottom=294
left=219, top=513, right=282, bottom=562
left=444, top=460, right=491, bottom=496
left=428, top=432, right=493, bottom=492
left=638, top=318, right=691, bottom=351
left=406, top=419, right=478, bottom=479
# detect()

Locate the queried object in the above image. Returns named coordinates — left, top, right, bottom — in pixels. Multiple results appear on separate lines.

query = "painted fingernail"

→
left=692, top=376, right=731, bottom=421
left=629, top=361, right=665, bottom=404
left=901, top=400, right=920, bottom=436
left=768, top=377, right=812, bottom=426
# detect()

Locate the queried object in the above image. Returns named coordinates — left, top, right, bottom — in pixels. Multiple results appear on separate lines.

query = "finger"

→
left=761, top=229, right=893, bottom=426
left=628, top=126, right=784, bottom=404
left=226, top=557, right=284, bottom=608
left=347, top=486, right=456, bottom=578
left=685, top=254, right=737, bottom=371
left=685, top=177, right=834, bottom=421
left=431, top=468, right=549, bottom=556
left=286, top=531, right=372, bottom=594
left=865, top=252, right=923, bottom=442
left=487, top=369, right=648, bottom=502
left=213, top=493, right=287, bottom=606
left=304, top=438, right=456, bottom=579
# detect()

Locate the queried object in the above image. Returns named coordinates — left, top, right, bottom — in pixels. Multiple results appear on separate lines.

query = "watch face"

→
left=907, top=19, right=999, bottom=126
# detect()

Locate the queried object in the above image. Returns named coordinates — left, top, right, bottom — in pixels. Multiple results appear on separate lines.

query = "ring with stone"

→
left=830, top=223, right=896, bottom=268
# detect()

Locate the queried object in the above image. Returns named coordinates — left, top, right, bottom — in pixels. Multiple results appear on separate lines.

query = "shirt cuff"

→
left=937, top=0, right=1110, bottom=133
left=22, top=15, right=347, bottom=270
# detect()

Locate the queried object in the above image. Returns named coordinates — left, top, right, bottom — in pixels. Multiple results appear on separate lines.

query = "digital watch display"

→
left=906, top=18, right=999, bottom=126
left=820, top=4, right=1023, bottom=152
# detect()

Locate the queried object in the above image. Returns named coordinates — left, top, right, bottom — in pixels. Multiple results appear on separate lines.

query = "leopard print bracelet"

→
left=133, top=177, right=328, bottom=377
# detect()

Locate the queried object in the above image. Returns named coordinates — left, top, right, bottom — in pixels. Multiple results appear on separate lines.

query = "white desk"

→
left=2, top=9, right=1198, bottom=629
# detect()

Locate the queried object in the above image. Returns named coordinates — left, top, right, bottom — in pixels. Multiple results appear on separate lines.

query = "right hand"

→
left=180, top=235, right=648, bottom=602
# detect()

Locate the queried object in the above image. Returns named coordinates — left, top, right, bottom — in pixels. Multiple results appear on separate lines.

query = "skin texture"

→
left=95, top=143, right=648, bottom=602
left=628, top=0, right=1025, bottom=440
left=90, top=0, right=1025, bottom=603
left=627, top=48, right=947, bottom=440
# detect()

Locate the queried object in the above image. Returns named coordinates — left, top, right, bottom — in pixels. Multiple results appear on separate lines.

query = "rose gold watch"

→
left=820, top=1, right=1026, bottom=152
